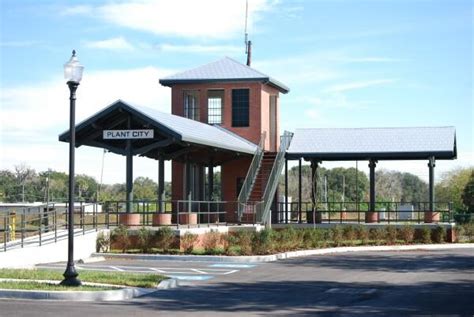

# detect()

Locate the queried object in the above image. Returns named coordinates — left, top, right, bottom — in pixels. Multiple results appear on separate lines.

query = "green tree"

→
left=461, top=171, right=474, bottom=212
left=436, top=167, right=473, bottom=211
left=0, top=170, right=16, bottom=202
left=133, top=177, right=157, bottom=200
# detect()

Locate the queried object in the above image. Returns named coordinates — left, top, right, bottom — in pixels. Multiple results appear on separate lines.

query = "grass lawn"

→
left=0, top=269, right=166, bottom=289
left=0, top=281, right=115, bottom=291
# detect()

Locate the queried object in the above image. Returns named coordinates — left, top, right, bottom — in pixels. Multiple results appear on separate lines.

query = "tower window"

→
left=207, top=90, right=224, bottom=125
left=232, top=89, right=249, bottom=127
left=183, top=90, right=200, bottom=121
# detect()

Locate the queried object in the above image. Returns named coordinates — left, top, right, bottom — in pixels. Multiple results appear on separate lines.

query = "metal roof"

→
left=59, top=100, right=257, bottom=162
left=159, top=57, right=289, bottom=93
left=286, top=127, right=457, bottom=160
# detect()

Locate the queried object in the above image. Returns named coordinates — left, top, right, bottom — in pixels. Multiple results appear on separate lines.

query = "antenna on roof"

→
left=244, top=0, right=252, bottom=66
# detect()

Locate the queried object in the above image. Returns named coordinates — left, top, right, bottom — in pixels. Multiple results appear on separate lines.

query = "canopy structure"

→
left=58, top=99, right=257, bottom=165
left=283, top=126, right=457, bottom=222
left=286, top=127, right=457, bottom=161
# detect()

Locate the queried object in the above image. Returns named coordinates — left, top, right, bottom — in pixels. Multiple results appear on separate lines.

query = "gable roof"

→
left=286, top=127, right=457, bottom=160
left=159, top=57, right=289, bottom=93
left=58, top=100, right=257, bottom=160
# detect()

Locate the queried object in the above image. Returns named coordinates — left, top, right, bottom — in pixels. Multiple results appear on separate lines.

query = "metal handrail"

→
left=237, top=132, right=266, bottom=221
left=259, top=131, right=293, bottom=225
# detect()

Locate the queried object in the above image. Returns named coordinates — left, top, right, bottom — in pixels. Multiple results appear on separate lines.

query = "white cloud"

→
left=157, top=43, right=241, bottom=54
left=0, top=66, right=175, bottom=183
left=64, top=0, right=272, bottom=39
left=324, top=79, right=397, bottom=93
left=84, top=37, right=135, bottom=51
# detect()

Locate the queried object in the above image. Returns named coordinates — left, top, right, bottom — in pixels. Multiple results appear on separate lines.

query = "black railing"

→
left=275, top=201, right=453, bottom=224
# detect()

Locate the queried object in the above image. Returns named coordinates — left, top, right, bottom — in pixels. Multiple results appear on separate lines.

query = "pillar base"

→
left=152, top=213, right=172, bottom=226
left=179, top=213, right=198, bottom=225
left=424, top=211, right=440, bottom=223
left=119, top=213, right=140, bottom=226
left=365, top=212, right=379, bottom=223
left=447, top=227, right=456, bottom=243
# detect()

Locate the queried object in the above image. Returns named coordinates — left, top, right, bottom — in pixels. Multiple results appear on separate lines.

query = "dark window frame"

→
left=231, top=88, right=250, bottom=127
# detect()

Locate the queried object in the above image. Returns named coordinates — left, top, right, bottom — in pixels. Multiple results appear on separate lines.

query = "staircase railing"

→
left=237, top=132, right=266, bottom=221
left=259, top=131, right=293, bottom=225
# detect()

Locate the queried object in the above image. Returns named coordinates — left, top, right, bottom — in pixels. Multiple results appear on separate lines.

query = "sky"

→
left=0, top=0, right=472, bottom=186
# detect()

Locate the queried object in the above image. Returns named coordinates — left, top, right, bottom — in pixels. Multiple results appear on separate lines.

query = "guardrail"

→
left=275, top=201, right=453, bottom=224
left=1, top=202, right=100, bottom=252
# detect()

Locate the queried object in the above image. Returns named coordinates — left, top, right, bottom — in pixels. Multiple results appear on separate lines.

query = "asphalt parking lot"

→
left=1, top=248, right=473, bottom=316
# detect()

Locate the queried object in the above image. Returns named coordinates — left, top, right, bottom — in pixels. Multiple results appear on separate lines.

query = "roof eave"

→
left=285, top=151, right=457, bottom=161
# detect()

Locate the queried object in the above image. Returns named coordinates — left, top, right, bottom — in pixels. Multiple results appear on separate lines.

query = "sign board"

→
left=103, top=129, right=154, bottom=139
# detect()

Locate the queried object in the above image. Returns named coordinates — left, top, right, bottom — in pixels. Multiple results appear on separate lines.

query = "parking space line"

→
left=109, top=266, right=124, bottom=272
left=191, top=268, right=208, bottom=274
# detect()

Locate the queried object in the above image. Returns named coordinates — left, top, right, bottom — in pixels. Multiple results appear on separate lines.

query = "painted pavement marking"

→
left=167, top=275, right=214, bottom=281
left=209, top=263, right=256, bottom=268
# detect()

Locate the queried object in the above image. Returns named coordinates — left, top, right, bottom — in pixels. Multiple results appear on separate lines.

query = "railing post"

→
left=38, top=211, right=42, bottom=246
left=4, top=215, right=8, bottom=251
left=21, top=212, right=25, bottom=248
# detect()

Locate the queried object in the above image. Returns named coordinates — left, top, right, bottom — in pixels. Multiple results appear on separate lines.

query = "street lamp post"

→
left=60, top=50, right=84, bottom=287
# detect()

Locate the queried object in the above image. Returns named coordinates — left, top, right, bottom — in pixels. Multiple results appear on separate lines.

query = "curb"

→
left=0, top=278, right=179, bottom=301
left=96, top=243, right=474, bottom=263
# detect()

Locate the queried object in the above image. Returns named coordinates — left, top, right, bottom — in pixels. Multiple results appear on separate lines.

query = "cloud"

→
left=64, top=0, right=272, bottom=39
left=324, top=79, right=397, bottom=93
left=84, top=37, right=135, bottom=51
left=156, top=43, right=241, bottom=54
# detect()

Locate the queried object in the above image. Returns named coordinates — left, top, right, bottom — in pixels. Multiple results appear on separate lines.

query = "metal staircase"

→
left=237, top=131, right=293, bottom=225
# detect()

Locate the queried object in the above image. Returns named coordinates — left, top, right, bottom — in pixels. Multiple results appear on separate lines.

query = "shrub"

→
left=330, top=226, right=344, bottom=246
left=181, top=232, right=198, bottom=254
left=137, top=227, right=153, bottom=253
left=385, top=226, right=398, bottom=245
left=369, top=228, right=385, bottom=245
left=398, top=225, right=415, bottom=244
left=202, top=230, right=221, bottom=253
left=355, top=225, right=369, bottom=245
left=235, top=230, right=253, bottom=255
left=415, top=227, right=431, bottom=244
left=111, top=225, right=129, bottom=253
left=276, top=227, right=302, bottom=251
left=462, top=222, right=474, bottom=242
left=342, top=226, right=357, bottom=243
left=222, top=233, right=239, bottom=255
left=96, top=231, right=110, bottom=253
left=431, top=226, right=446, bottom=243
left=156, top=226, right=175, bottom=252
left=301, top=228, right=324, bottom=249
left=252, top=229, right=275, bottom=254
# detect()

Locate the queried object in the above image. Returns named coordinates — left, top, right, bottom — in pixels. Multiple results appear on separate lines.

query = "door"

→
left=269, top=95, right=277, bottom=152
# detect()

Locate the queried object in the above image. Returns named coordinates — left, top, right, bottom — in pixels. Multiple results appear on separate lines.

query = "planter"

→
left=424, top=211, right=440, bottom=223
left=152, top=213, right=172, bottom=226
left=118, top=213, right=140, bottom=226
left=306, top=211, right=322, bottom=223
left=365, top=212, right=379, bottom=223
left=179, top=213, right=198, bottom=225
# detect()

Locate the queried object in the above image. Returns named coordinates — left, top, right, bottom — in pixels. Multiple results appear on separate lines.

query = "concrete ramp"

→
left=0, top=229, right=106, bottom=269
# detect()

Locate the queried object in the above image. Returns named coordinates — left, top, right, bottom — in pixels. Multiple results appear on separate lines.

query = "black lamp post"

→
left=60, top=50, right=84, bottom=287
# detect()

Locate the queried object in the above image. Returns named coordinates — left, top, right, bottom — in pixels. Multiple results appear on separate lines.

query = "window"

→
left=232, top=89, right=249, bottom=127
left=207, top=90, right=224, bottom=124
left=183, top=90, right=199, bottom=121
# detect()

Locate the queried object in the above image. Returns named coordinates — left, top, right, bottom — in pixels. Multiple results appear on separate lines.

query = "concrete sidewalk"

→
left=95, top=243, right=474, bottom=263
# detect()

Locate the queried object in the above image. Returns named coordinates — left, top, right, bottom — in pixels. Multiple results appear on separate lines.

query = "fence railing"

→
left=237, top=132, right=266, bottom=221
left=1, top=202, right=101, bottom=252
left=276, top=201, right=453, bottom=224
